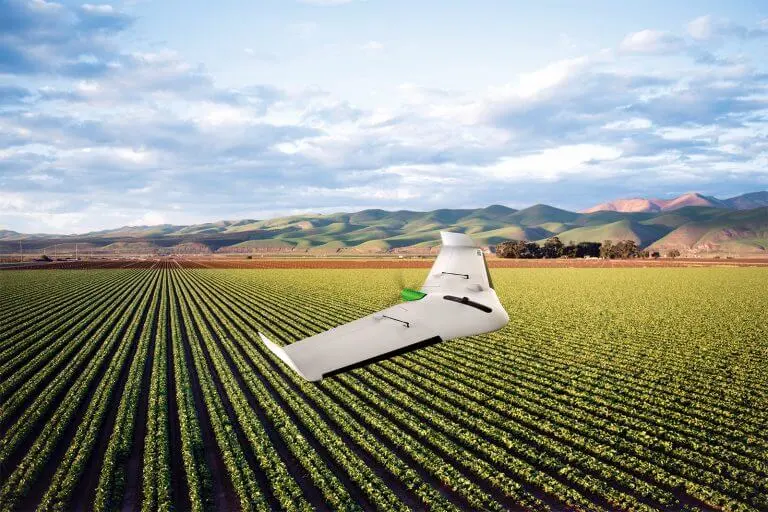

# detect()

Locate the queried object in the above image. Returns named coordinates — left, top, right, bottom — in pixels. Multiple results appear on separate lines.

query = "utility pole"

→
left=75, top=243, right=78, bottom=260
left=19, top=241, right=22, bottom=263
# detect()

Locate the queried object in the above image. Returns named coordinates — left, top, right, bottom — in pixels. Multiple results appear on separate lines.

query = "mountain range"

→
left=581, top=191, right=768, bottom=213
left=1, top=191, right=766, bottom=256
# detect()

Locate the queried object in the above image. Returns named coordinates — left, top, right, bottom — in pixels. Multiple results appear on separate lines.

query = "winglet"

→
left=257, top=332, right=312, bottom=381
left=440, top=231, right=476, bottom=247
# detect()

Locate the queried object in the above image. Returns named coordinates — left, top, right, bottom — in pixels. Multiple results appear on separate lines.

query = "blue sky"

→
left=1, top=0, right=767, bottom=233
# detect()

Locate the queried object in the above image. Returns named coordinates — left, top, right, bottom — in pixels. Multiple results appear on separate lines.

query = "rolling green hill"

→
left=555, top=220, right=672, bottom=247
left=2, top=201, right=766, bottom=256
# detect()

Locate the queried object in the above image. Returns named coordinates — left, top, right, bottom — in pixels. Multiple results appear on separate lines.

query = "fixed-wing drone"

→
left=259, top=231, right=509, bottom=381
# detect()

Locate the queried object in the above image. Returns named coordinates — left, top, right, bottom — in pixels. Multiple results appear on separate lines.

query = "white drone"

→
left=259, top=231, right=509, bottom=381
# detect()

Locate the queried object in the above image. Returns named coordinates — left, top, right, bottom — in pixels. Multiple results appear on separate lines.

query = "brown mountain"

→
left=582, top=192, right=731, bottom=213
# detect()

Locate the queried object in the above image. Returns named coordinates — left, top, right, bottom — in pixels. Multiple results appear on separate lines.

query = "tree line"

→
left=496, top=237, right=681, bottom=259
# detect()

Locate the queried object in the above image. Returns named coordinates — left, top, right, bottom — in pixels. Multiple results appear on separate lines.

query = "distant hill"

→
left=0, top=230, right=23, bottom=240
left=724, top=191, right=768, bottom=210
left=582, top=191, right=767, bottom=213
left=648, top=207, right=768, bottom=254
left=2, top=194, right=766, bottom=256
left=555, top=220, right=671, bottom=247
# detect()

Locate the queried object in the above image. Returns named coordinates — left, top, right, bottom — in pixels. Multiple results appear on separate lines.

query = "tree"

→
left=651, top=251, right=660, bottom=258
left=576, top=242, right=602, bottom=258
left=542, top=237, right=565, bottom=258
left=600, top=240, right=614, bottom=259
left=667, top=249, right=681, bottom=258
left=599, top=239, right=642, bottom=259
left=614, top=240, right=640, bottom=259
left=496, top=240, right=543, bottom=258
left=496, top=240, right=523, bottom=258
left=519, top=242, right=542, bottom=259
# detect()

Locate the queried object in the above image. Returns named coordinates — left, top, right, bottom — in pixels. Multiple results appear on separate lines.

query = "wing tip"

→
left=257, top=331, right=318, bottom=382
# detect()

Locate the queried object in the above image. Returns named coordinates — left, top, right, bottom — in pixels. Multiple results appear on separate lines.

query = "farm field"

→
left=0, top=265, right=767, bottom=511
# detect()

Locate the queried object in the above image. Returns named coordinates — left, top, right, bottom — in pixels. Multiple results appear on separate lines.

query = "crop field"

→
left=0, top=265, right=766, bottom=511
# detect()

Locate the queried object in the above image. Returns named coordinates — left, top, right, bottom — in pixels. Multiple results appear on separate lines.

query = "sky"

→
left=1, top=0, right=767, bottom=234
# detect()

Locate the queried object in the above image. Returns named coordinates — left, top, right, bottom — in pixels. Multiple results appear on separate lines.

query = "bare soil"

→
left=3, top=256, right=768, bottom=271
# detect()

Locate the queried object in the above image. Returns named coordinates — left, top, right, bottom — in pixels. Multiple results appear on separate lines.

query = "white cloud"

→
left=489, top=56, right=590, bottom=100
left=81, top=4, right=115, bottom=14
left=26, top=173, right=61, bottom=184
left=687, top=16, right=716, bottom=41
left=244, top=48, right=277, bottom=61
left=298, top=186, right=419, bottom=201
left=656, top=125, right=717, bottom=141
left=603, top=118, right=653, bottom=130
left=0, top=192, right=88, bottom=232
left=30, top=0, right=62, bottom=11
left=76, top=80, right=102, bottom=94
left=620, top=29, right=684, bottom=55
left=361, top=41, right=383, bottom=51
left=486, top=144, right=623, bottom=180
left=289, top=21, right=318, bottom=39
left=375, top=144, right=624, bottom=184
left=53, top=146, right=161, bottom=169
left=686, top=15, right=768, bottom=41
left=0, top=192, right=28, bottom=211
left=194, top=103, right=253, bottom=127
left=129, top=211, right=166, bottom=226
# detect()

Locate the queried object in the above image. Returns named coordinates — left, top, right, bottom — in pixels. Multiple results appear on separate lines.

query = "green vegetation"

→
left=555, top=219, right=668, bottom=247
left=497, top=237, right=604, bottom=258
left=0, top=266, right=767, bottom=511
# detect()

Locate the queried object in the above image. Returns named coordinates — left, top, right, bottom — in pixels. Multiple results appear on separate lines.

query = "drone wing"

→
left=259, top=298, right=439, bottom=381
left=259, top=294, right=504, bottom=381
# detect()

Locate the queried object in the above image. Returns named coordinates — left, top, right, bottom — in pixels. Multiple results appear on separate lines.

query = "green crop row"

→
left=141, top=271, right=172, bottom=512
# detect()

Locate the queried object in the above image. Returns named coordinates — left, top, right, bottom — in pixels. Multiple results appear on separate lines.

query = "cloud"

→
left=619, top=29, right=684, bottom=55
left=129, top=211, right=166, bottom=226
left=244, top=48, right=277, bottom=61
left=288, top=21, right=318, bottom=39
left=603, top=118, right=653, bottom=131
left=361, top=40, right=383, bottom=51
left=486, top=144, right=623, bottom=181
left=489, top=56, right=591, bottom=100
left=0, top=85, right=32, bottom=104
left=0, top=0, right=133, bottom=75
left=687, top=15, right=768, bottom=41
